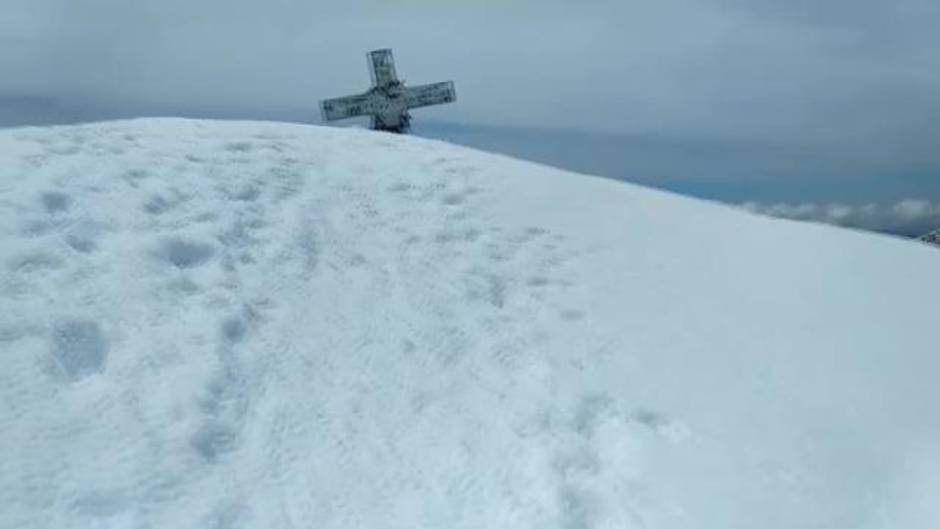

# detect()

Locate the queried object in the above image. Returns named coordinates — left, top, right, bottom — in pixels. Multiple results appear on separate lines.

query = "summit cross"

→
left=320, top=49, right=456, bottom=133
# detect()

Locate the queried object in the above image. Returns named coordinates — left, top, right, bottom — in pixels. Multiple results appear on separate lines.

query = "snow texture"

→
left=1, top=119, right=939, bottom=529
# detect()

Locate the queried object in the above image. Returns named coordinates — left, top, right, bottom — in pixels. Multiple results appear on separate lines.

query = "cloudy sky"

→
left=2, top=0, right=939, bottom=235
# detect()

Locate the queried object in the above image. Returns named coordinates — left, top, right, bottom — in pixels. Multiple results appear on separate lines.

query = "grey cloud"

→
left=714, top=0, right=940, bottom=33
left=4, top=0, right=938, bottom=139
left=741, top=200, right=940, bottom=237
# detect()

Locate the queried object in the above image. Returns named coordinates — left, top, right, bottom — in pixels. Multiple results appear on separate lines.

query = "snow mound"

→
left=1, top=119, right=939, bottom=529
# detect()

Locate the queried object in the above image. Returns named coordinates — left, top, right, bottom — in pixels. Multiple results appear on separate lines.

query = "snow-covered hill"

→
left=2, top=119, right=939, bottom=529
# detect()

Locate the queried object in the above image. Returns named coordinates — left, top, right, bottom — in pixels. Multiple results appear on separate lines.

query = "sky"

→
left=2, top=0, right=939, bottom=236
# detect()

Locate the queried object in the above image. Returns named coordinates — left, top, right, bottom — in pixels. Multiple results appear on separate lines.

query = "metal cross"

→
left=320, top=49, right=456, bottom=133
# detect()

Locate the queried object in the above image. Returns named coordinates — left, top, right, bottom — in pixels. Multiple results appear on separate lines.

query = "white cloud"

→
left=741, top=199, right=940, bottom=237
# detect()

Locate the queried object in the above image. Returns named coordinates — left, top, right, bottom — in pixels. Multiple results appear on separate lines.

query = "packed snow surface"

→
left=1, top=119, right=939, bottom=529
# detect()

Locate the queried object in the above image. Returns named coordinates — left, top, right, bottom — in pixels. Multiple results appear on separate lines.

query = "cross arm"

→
left=404, top=81, right=457, bottom=109
left=320, top=92, right=392, bottom=121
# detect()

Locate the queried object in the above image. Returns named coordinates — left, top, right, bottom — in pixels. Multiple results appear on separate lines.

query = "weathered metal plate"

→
left=368, top=49, right=399, bottom=87
left=320, top=93, right=370, bottom=121
left=405, top=82, right=457, bottom=109
left=320, top=91, right=400, bottom=121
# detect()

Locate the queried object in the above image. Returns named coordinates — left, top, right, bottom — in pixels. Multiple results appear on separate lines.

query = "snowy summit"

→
left=1, top=119, right=939, bottom=529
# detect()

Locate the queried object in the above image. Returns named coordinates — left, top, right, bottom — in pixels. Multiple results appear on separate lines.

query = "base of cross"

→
left=372, top=112, right=411, bottom=134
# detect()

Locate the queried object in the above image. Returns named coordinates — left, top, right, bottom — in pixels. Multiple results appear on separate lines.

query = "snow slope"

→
left=1, top=119, right=939, bottom=529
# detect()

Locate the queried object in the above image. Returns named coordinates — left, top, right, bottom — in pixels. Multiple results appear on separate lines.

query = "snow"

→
left=1, top=119, right=939, bottom=529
